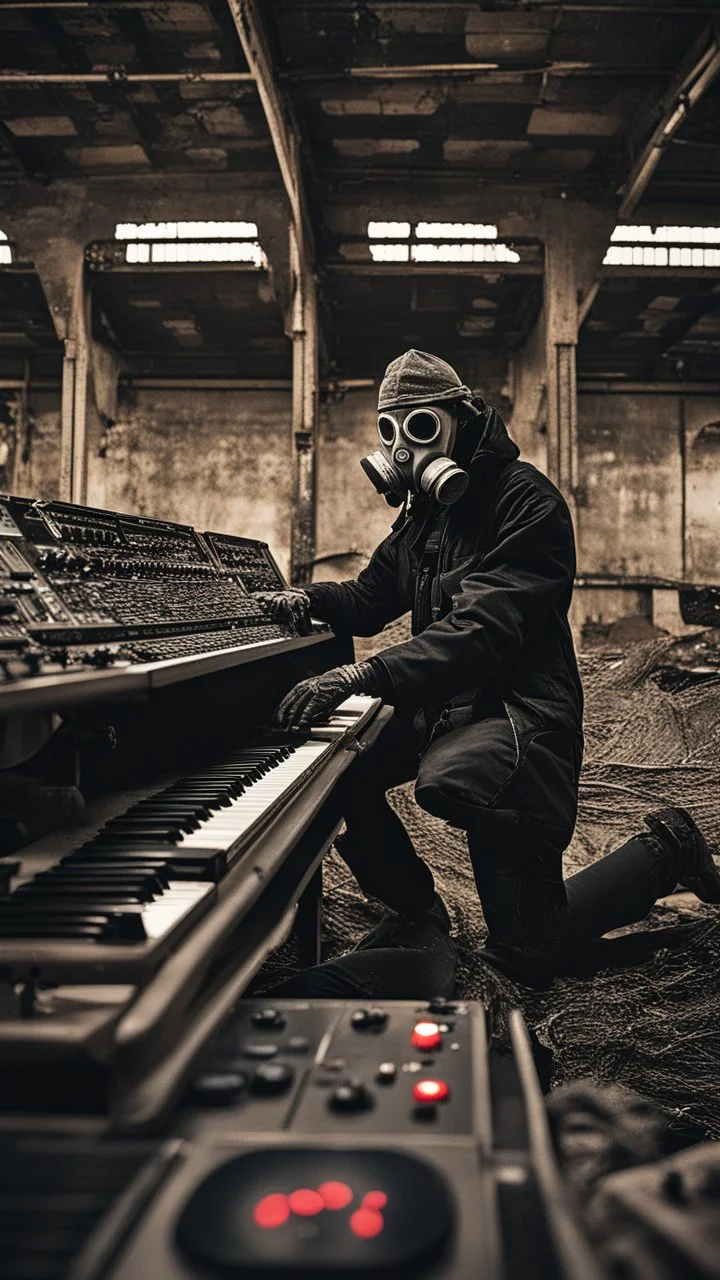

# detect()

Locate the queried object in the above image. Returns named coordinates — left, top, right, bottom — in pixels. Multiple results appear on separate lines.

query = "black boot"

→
left=644, top=807, right=720, bottom=904
left=469, top=834, right=568, bottom=990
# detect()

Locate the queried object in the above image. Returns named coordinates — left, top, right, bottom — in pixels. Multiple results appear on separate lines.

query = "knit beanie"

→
left=378, top=349, right=472, bottom=411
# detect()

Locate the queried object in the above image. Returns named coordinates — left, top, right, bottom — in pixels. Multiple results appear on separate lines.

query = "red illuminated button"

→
left=363, top=1190, right=388, bottom=1210
left=253, top=1193, right=290, bottom=1229
left=412, top=1079, right=450, bottom=1104
left=411, top=1021, right=442, bottom=1052
left=350, top=1207, right=384, bottom=1239
left=288, top=1188, right=324, bottom=1216
left=317, top=1181, right=353, bottom=1210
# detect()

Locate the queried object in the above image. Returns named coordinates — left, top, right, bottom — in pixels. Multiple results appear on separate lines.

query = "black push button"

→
left=189, top=1071, right=247, bottom=1105
left=251, top=1007, right=286, bottom=1029
left=351, top=1007, right=388, bottom=1031
left=329, top=1079, right=373, bottom=1113
left=287, top=1035, right=309, bottom=1053
left=376, top=1062, right=397, bottom=1083
left=242, top=1041, right=279, bottom=1059
left=250, top=1062, right=294, bottom=1096
left=413, top=1102, right=438, bottom=1121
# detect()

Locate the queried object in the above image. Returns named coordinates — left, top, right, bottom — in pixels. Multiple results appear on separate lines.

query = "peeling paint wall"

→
left=684, top=397, right=720, bottom=584
left=315, top=388, right=398, bottom=584
left=576, top=393, right=683, bottom=579
left=85, top=389, right=295, bottom=575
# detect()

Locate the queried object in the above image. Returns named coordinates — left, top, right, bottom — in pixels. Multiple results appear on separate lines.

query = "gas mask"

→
left=360, top=403, right=470, bottom=507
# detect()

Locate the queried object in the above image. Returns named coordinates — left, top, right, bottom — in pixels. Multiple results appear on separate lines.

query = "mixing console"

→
left=0, top=494, right=328, bottom=709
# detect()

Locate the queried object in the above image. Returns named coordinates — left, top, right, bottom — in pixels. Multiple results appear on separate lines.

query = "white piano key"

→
left=176, top=743, right=331, bottom=850
left=141, top=882, right=212, bottom=941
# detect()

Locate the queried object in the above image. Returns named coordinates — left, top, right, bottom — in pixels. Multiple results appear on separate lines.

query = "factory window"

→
left=604, top=225, right=720, bottom=268
left=114, top=220, right=267, bottom=268
left=367, top=222, right=411, bottom=239
left=0, top=231, right=11, bottom=265
left=367, top=220, right=519, bottom=265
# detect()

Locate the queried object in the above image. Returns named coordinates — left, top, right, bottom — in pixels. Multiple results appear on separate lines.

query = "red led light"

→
left=317, top=1180, right=353, bottom=1210
left=350, top=1207, right=384, bottom=1239
left=253, top=1193, right=290, bottom=1229
left=362, top=1190, right=388, bottom=1210
left=411, top=1020, right=442, bottom=1051
left=288, top=1188, right=324, bottom=1217
left=413, top=1079, right=450, bottom=1103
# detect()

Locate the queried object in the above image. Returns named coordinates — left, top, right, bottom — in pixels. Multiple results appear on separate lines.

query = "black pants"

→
left=333, top=711, right=683, bottom=960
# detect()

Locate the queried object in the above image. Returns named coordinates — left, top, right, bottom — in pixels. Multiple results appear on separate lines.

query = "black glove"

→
left=254, top=589, right=311, bottom=633
left=275, top=661, right=382, bottom=731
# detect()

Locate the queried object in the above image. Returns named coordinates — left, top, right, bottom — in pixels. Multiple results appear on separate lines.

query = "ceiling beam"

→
left=619, top=22, right=720, bottom=217
left=224, top=0, right=312, bottom=251
left=0, top=70, right=254, bottom=84
left=224, top=0, right=319, bottom=586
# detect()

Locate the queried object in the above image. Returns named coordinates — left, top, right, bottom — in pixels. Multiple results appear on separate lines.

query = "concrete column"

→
left=20, top=230, right=92, bottom=505
left=544, top=215, right=579, bottom=502
left=289, top=222, right=319, bottom=586
left=59, top=264, right=91, bottom=505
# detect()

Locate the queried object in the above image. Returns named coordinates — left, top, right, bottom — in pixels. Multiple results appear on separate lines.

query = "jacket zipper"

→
left=431, top=519, right=450, bottom=622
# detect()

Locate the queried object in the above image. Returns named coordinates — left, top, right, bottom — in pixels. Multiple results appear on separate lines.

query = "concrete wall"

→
left=7, top=384, right=720, bottom=617
left=576, top=393, right=684, bottom=580
left=88, top=388, right=295, bottom=574
left=685, top=397, right=720, bottom=583
left=10, top=392, right=62, bottom=501
left=572, top=389, right=720, bottom=633
left=315, top=388, right=399, bottom=583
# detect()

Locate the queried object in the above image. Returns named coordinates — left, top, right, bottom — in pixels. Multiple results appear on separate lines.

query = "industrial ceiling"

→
left=0, top=1, right=719, bottom=385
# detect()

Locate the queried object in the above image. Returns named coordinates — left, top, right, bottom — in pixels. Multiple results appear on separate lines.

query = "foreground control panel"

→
left=180, top=997, right=477, bottom=1138
left=5, top=1002, right=600, bottom=1280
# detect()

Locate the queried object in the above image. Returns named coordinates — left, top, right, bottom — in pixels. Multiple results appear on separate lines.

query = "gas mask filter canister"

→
left=360, top=404, right=470, bottom=506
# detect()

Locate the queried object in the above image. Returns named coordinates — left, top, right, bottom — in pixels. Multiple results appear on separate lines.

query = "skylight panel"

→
left=415, top=223, right=497, bottom=239
left=604, top=226, right=720, bottom=267
left=367, top=222, right=411, bottom=239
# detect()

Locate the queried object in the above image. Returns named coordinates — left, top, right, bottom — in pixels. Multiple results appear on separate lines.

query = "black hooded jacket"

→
left=306, top=403, right=584, bottom=742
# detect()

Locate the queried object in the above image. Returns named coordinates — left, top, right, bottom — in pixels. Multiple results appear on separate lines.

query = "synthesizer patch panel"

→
left=0, top=494, right=328, bottom=709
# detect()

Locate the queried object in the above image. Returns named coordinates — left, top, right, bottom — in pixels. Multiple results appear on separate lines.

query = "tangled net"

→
left=271, top=621, right=720, bottom=1136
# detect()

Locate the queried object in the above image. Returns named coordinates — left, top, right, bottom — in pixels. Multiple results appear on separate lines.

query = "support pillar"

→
left=59, top=266, right=91, bottom=505
left=26, top=232, right=92, bottom=505
left=289, top=225, right=319, bottom=586
left=544, top=216, right=579, bottom=505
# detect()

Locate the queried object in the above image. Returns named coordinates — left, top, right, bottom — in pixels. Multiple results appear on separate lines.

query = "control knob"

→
left=328, top=1078, right=373, bottom=1113
left=351, top=1007, right=388, bottom=1031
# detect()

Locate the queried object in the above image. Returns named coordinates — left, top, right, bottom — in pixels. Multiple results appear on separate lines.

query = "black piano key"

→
left=59, top=859, right=172, bottom=886
left=14, top=884, right=155, bottom=904
left=88, top=831, right=179, bottom=846
left=67, top=846, right=227, bottom=881
left=39, top=869, right=167, bottom=895
left=0, top=922, right=108, bottom=940
left=101, top=822, right=193, bottom=840
left=159, top=789, right=236, bottom=805
left=0, top=904, right=147, bottom=942
left=126, top=804, right=211, bottom=821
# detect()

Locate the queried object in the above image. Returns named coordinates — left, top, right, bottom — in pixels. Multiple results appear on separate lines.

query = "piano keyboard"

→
left=0, top=696, right=379, bottom=982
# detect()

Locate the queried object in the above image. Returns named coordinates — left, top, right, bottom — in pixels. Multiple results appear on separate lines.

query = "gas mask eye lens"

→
left=377, top=415, right=397, bottom=447
left=403, top=410, right=441, bottom=444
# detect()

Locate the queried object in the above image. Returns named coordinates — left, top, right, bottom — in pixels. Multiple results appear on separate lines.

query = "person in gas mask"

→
left=257, top=350, right=720, bottom=988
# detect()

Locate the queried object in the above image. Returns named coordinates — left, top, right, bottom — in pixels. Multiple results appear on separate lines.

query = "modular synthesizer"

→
left=0, top=495, right=328, bottom=710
